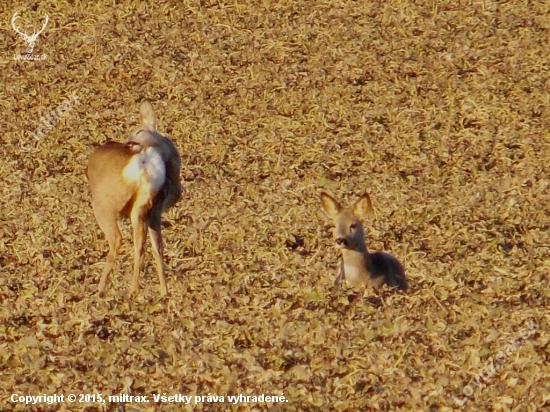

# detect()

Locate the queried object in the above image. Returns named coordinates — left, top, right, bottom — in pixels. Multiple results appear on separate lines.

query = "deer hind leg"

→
left=129, top=202, right=149, bottom=296
left=148, top=201, right=168, bottom=296
left=94, top=205, right=122, bottom=297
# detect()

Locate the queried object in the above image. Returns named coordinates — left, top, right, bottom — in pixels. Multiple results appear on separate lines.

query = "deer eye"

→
left=350, top=223, right=357, bottom=230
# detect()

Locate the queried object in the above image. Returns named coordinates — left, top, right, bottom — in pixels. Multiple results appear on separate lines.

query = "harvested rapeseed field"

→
left=1, top=1, right=549, bottom=411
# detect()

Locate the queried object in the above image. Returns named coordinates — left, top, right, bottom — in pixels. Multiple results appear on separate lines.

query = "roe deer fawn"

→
left=320, top=192, right=408, bottom=291
left=87, top=101, right=182, bottom=296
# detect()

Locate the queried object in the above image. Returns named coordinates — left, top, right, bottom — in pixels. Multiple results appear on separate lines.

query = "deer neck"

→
left=340, top=246, right=370, bottom=287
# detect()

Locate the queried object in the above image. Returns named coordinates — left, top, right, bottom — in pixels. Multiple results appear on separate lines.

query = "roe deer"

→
left=320, top=192, right=408, bottom=291
left=87, top=101, right=182, bottom=296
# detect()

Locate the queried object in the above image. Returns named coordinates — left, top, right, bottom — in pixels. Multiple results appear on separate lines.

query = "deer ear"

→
left=353, top=193, right=373, bottom=219
left=320, top=192, right=342, bottom=218
left=140, top=100, right=157, bottom=131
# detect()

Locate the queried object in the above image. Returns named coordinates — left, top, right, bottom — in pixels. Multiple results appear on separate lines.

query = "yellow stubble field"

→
left=0, top=1, right=549, bottom=411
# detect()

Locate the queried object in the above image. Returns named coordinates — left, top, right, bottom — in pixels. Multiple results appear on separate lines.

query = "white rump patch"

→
left=122, top=147, right=166, bottom=192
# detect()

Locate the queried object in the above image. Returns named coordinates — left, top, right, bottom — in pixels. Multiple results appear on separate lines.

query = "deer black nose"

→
left=335, top=238, right=347, bottom=246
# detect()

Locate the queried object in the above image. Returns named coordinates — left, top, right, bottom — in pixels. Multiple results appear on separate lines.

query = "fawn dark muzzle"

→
left=335, top=238, right=348, bottom=246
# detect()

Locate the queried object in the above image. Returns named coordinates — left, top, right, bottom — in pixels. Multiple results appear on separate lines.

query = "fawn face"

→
left=321, top=192, right=373, bottom=252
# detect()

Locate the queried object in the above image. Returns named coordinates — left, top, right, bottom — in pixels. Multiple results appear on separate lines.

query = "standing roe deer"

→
left=86, top=101, right=182, bottom=296
left=320, top=192, right=408, bottom=291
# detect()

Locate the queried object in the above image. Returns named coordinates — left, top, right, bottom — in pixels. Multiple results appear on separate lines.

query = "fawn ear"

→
left=353, top=193, right=373, bottom=219
left=320, top=192, right=342, bottom=218
left=140, top=100, right=157, bottom=131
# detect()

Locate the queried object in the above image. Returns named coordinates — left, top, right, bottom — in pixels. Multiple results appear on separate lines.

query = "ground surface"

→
left=0, top=0, right=549, bottom=411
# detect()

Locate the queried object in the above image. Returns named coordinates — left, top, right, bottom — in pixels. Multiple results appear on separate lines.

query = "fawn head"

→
left=320, top=192, right=373, bottom=251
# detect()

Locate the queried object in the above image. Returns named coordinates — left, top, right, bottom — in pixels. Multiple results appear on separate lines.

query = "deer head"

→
left=11, top=12, right=49, bottom=54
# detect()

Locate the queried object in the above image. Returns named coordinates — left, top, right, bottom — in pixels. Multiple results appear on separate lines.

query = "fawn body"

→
left=320, top=192, right=408, bottom=290
left=87, top=101, right=181, bottom=296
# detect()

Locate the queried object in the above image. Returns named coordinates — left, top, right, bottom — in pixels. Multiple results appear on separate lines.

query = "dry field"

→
left=1, top=0, right=549, bottom=411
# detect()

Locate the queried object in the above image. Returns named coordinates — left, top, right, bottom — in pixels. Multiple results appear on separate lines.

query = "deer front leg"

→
left=334, top=261, right=345, bottom=286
